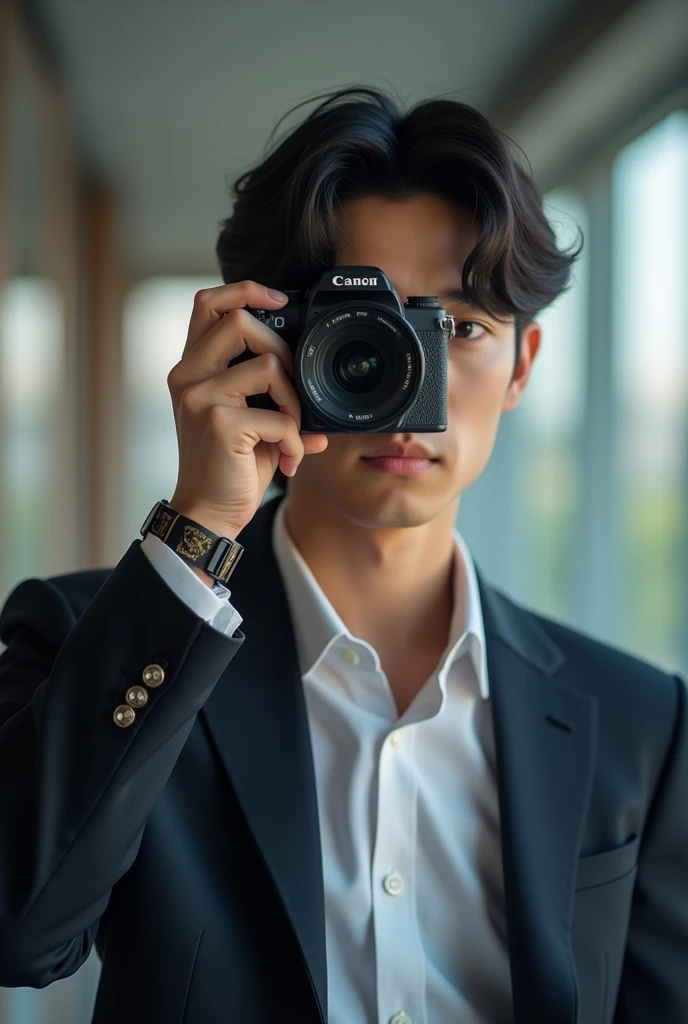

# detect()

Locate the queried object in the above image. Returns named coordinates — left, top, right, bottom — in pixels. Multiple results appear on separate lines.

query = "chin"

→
left=331, top=478, right=444, bottom=529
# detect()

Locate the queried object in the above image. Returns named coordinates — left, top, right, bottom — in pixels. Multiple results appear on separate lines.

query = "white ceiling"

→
left=35, top=0, right=581, bottom=276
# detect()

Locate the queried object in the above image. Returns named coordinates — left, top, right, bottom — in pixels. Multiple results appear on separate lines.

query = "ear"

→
left=502, top=321, right=542, bottom=413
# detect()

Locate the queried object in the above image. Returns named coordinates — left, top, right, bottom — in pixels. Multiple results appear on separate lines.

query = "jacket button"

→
left=113, top=705, right=136, bottom=728
left=126, top=685, right=149, bottom=708
left=142, top=664, right=165, bottom=687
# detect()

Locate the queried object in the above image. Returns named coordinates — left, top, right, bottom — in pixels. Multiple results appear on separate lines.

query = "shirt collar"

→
left=271, top=495, right=489, bottom=698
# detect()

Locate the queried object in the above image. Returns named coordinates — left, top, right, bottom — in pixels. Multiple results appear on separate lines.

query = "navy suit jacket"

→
left=0, top=494, right=687, bottom=1024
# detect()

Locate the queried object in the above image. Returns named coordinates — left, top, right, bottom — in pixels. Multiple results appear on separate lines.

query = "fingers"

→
left=173, top=307, right=294, bottom=391
left=183, top=280, right=288, bottom=356
left=207, top=404, right=305, bottom=477
left=168, top=279, right=330, bottom=484
left=235, top=409, right=327, bottom=476
left=180, top=351, right=303, bottom=432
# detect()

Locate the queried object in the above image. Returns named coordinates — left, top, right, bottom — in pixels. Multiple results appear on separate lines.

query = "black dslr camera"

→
left=232, top=265, right=455, bottom=433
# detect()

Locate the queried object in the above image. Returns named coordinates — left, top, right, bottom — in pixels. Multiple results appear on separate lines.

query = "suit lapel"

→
left=199, top=497, right=328, bottom=1023
left=200, top=496, right=598, bottom=1024
left=477, top=571, right=598, bottom=1024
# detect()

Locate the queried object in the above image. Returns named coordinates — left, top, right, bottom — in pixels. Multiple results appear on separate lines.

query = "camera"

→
left=231, top=265, right=455, bottom=433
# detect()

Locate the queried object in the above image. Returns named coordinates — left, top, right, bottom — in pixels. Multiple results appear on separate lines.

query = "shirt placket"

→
left=372, top=723, right=425, bottom=1024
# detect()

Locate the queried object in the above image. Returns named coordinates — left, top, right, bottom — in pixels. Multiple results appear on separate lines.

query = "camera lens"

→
left=296, top=306, right=424, bottom=430
left=334, top=341, right=383, bottom=393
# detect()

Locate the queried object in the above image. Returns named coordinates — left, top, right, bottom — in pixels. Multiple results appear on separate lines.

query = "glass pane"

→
left=0, top=281, right=64, bottom=592
left=511, top=189, right=589, bottom=620
left=122, top=277, right=221, bottom=552
left=611, top=110, right=688, bottom=672
left=0, top=44, right=66, bottom=598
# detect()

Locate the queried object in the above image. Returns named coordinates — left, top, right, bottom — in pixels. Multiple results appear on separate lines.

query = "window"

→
left=0, top=278, right=64, bottom=593
left=121, top=277, right=220, bottom=553
left=512, top=189, right=589, bottom=621
left=611, top=110, right=688, bottom=669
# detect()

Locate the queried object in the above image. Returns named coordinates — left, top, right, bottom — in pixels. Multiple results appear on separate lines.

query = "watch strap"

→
left=140, top=500, right=244, bottom=584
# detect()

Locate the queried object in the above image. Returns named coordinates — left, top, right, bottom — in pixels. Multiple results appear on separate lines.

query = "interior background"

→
left=1, top=0, right=687, bottom=1018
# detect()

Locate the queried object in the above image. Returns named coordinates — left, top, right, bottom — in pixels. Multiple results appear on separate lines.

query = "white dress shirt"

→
left=141, top=496, right=514, bottom=1024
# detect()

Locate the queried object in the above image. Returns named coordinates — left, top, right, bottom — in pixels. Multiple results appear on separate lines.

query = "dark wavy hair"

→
left=215, top=85, right=583, bottom=492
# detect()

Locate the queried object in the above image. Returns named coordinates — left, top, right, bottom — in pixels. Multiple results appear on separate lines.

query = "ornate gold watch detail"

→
left=149, top=506, right=174, bottom=539
left=218, top=544, right=243, bottom=581
left=176, top=525, right=213, bottom=562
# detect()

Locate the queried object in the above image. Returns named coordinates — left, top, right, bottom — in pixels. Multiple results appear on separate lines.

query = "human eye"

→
left=453, top=320, right=489, bottom=341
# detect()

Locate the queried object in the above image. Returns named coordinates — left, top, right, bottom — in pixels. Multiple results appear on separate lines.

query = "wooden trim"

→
left=0, top=3, right=10, bottom=597
left=0, top=4, right=11, bottom=280
left=40, top=44, right=82, bottom=572
left=82, top=183, right=125, bottom=567
left=0, top=0, right=82, bottom=588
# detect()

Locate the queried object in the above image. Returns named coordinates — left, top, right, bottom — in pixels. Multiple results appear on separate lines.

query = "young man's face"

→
left=288, top=193, right=540, bottom=528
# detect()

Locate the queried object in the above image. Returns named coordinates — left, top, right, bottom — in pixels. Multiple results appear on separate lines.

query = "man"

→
left=0, top=86, right=686, bottom=1024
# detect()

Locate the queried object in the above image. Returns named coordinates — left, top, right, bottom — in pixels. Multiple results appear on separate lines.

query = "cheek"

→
left=447, top=347, right=512, bottom=424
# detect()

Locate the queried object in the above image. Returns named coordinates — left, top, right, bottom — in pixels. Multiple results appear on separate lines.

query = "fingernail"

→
left=268, top=288, right=288, bottom=302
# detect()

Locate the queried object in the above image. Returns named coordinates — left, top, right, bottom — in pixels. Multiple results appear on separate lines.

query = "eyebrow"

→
left=438, top=287, right=494, bottom=317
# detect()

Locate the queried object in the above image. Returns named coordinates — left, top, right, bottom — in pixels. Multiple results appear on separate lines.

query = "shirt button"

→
left=383, top=872, right=404, bottom=896
left=142, top=663, right=165, bottom=687
left=389, top=730, right=401, bottom=746
left=390, top=1013, right=412, bottom=1024
left=341, top=648, right=360, bottom=665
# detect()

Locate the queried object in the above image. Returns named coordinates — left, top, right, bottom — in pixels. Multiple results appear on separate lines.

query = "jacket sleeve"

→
left=139, top=531, right=243, bottom=636
left=614, top=672, right=688, bottom=1022
left=0, top=538, right=244, bottom=988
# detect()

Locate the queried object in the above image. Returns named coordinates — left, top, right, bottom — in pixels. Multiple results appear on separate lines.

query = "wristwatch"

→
left=139, top=499, right=245, bottom=585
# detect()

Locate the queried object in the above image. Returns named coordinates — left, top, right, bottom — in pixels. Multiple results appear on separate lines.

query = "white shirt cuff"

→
left=140, top=532, right=243, bottom=637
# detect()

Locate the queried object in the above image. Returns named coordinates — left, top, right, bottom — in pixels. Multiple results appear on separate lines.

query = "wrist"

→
left=188, top=565, right=215, bottom=589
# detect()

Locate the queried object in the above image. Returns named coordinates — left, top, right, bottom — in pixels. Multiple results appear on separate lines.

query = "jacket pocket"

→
left=575, top=833, right=640, bottom=891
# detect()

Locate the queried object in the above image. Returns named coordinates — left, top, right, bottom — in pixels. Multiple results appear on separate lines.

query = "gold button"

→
left=113, top=705, right=136, bottom=728
left=389, top=731, right=401, bottom=746
left=341, top=648, right=360, bottom=665
left=142, top=663, right=165, bottom=687
left=126, top=685, right=148, bottom=708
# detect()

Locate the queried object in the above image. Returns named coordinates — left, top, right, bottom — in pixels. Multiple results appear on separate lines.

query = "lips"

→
left=361, top=442, right=438, bottom=460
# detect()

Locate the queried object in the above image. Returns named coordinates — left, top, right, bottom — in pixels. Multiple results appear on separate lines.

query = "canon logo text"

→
left=332, top=275, right=378, bottom=286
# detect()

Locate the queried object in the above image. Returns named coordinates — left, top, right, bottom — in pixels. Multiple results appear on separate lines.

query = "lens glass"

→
left=333, top=341, right=384, bottom=393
